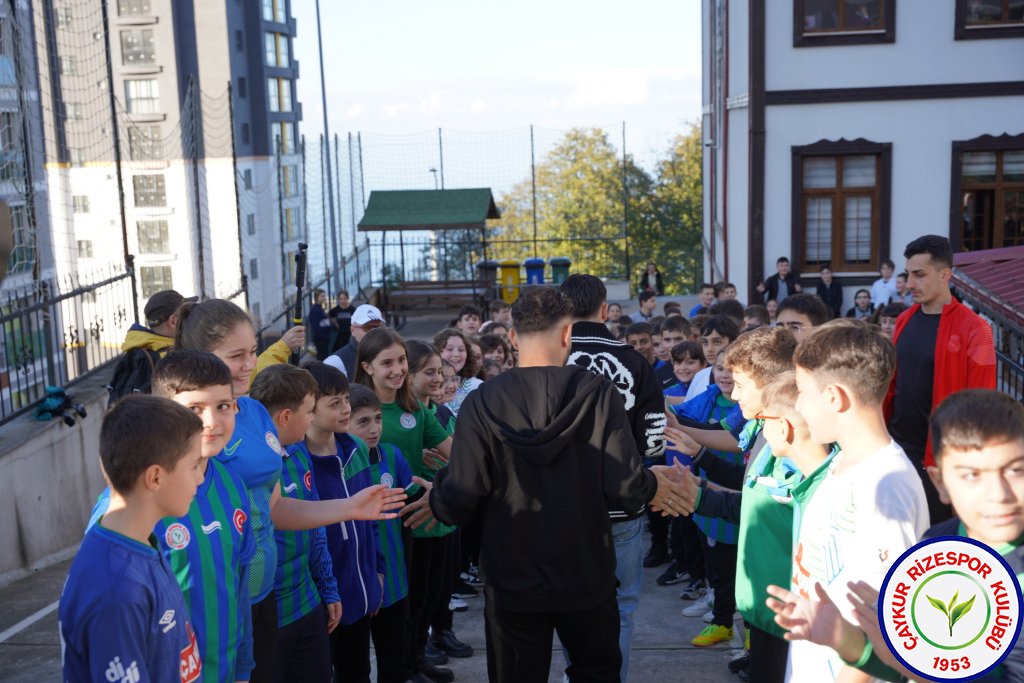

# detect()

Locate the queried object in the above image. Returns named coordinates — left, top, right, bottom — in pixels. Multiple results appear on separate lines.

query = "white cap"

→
left=352, top=304, right=384, bottom=326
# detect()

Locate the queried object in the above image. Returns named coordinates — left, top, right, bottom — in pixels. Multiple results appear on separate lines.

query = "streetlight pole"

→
left=429, top=167, right=439, bottom=190
left=315, top=0, right=340, bottom=289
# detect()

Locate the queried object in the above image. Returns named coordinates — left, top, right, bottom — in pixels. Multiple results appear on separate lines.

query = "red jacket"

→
left=883, top=298, right=997, bottom=466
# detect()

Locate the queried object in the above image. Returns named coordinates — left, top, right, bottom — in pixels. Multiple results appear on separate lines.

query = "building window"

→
left=140, top=266, right=173, bottom=299
left=65, top=102, right=82, bottom=120
left=121, top=29, right=156, bottom=66
left=268, top=78, right=292, bottom=112
left=252, top=302, right=261, bottom=324
left=137, top=219, right=170, bottom=253
left=264, top=32, right=289, bottom=67
left=128, top=125, right=161, bottom=160
left=125, top=79, right=160, bottom=114
left=7, top=206, right=33, bottom=275
left=118, top=0, right=152, bottom=16
left=77, top=240, right=93, bottom=258
left=69, top=148, right=85, bottom=167
left=241, top=123, right=250, bottom=144
left=281, top=165, right=297, bottom=197
left=955, top=0, right=1024, bottom=39
left=250, top=258, right=259, bottom=280
left=133, top=174, right=166, bottom=207
left=792, top=139, right=892, bottom=273
left=238, top=77, right=247, bottom=98
left=243, top=169, right=252, bottom=189
left=73, top=195, right=90, bottom=213
left=247, top=213, right=256, bottom=235
left=235, top=29, right=244, bottom=51
left=793, top=0, right=895, bottom=46
left=951, top=133, right=1024, bottom=251
left=283, top=206, right=299, bottom=240
left=262, top=0, right=287, bottom=23
left=275, top=122, right=295, bottom=154
left=55, top=8, right=73, bottom=28
left=59, top=56, right=77, bottom=75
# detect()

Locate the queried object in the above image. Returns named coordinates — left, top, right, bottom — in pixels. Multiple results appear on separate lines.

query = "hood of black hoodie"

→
left=473, top=365, right=610, bottom=466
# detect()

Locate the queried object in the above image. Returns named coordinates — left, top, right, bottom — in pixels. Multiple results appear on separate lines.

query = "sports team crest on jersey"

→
left=233, top=508, right=247, bottom=534
left=381, top=473, right=394, bottom=488
left=165, top=523, right=190, bottom=550
left=303, top=470, right=313, bottom=491
left=400, top=412, right=417, bottom=429
left=265, top=431, right=284, bottom=455
left=179, top=622, right=202, bottom=682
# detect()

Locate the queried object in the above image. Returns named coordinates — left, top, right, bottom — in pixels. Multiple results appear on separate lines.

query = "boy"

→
left=250, top=364, right=340, bottom=682
left=624, top=322, right=656, bottom=365
left=757, top=256, right=802, bottom=304
left=768, top=389, right=1024, bottom=682
left=815, top=264, right=843, bottom=319
left=489, top=300, right=511, bottom=326
left=786, top=319, right=928, bottom=682
left=684, top=316, right=740, bottom=401
left=62, top=395, right=204, bottom=683
left=743, top=304, right=770, bottom=330
left=774, top=293, right=830, bottom=343
left=348, top=383, right=418, bottom=683
left=870, top=259, right=898, bottom=310
left=719, top=282, right=738, bottom=302
left=455, top=304, right=482, bottom=337
left=88, top=351, right=257, bottom=683
left=665, top=341, right=704, bottom=406
left=656, top=316, right=691, bottom=390
left=637, top=290, right=658, bottom=322
left=690, top=283, right=716, bottom=317
left=893, top=271, right=913, bottom=306
left=299, top=362, right=388, bottom=683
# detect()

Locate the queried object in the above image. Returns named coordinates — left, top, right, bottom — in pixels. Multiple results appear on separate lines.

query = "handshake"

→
left=648, top=461, right=701, bottom=518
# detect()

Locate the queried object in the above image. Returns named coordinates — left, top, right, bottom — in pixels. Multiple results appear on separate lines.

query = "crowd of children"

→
left=58, top=233, right=1017, bottom=683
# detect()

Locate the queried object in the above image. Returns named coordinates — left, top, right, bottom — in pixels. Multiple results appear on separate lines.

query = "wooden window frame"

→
left=793, top=0, right=895, bottom=47
left=791, top=138, right=892, bottom=274
left=955, top=0, right=1024, bottom=39
left=949, top=133, right=1024, bottom=251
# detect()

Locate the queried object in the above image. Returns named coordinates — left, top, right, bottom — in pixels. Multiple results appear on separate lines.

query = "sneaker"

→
left=448, top=597, right=468, bottom=612
left=432, top=628, right=473, bottom=658
left=679, top=578, right=708, bottom=601
left=656, top=560, right=690, bottom=586
left=692, top=624, right=734, bottom=647
left=452, top=581, right=479, bottom=599
left=702, top=609, right=714, bottom=623
left=643, top=544, right=670, bottom=568
left=728, top=653, right=750, bottom=674
left=416, top=659, right=455, bottom=683
left=683, top=588, right=713, bottom=617
left=424, top=641, right=449, bottom=666
left=460, top=571, right=483, bottom=586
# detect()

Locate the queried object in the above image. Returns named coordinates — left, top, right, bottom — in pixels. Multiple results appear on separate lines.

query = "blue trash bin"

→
left=524, top=258, right=546, bottom=285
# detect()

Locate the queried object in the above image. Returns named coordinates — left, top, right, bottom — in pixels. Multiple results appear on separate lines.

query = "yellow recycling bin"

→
left=498, top=260, right=521, bottom=304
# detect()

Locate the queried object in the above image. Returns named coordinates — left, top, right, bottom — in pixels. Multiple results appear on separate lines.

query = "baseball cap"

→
left=145, top=290, right=197, bottom=327
left=352, top=304, right=384, bottom=327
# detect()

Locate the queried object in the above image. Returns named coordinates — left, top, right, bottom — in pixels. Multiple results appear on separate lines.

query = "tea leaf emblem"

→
left=927, top=590, right=976, bottom=637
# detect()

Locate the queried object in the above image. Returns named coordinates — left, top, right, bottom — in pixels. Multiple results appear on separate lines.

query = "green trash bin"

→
left=550, top=257, right=572, bottom=284
left=498, top=259, right=521, bottom=303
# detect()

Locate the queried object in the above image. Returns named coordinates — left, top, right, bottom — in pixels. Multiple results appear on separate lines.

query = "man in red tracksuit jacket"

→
left=884, top=235, right=996, bottom=524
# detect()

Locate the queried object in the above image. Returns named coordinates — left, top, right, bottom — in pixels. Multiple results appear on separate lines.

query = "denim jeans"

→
left=563, top=517, right=643, bottom=683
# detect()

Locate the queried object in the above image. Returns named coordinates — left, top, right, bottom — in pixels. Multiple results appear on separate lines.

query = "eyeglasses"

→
left=771, top=321, right=810, bottom=332
left=754, top=412, right=782, bottom=421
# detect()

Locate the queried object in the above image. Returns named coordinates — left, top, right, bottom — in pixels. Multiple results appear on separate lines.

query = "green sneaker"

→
left=692, top=624, right=733, bottom=647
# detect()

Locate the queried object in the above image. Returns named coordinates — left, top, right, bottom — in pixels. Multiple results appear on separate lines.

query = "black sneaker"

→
left=643, top=544, right=670, bottom=568
left=432, top=628, right=473, bottom=658
left=679, top=578, right=708, bottom=601
left=656, top=560, right=690, bottom=586
left=728, top=653, right=749, bottom=674
left=416, top=659, right=455, bottom=683
left=424, top=641, right=449, bottom=666
left=452, top=580, right=479, bottom=598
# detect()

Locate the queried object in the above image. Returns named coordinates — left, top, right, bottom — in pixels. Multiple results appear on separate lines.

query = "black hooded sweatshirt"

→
left=429, top=364, right=658, bottom=612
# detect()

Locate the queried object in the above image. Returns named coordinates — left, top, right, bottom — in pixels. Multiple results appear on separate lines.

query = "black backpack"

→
left=106, top=347, right=161, bottom=407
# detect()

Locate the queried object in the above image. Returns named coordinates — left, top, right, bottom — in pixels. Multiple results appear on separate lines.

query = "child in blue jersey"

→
left=349, top=384, right=417, bottom=683
left=89, top=351, right=259, bottom=683
left=301, top=361, right=392, bottom=683
left=61, top=395, right=205, bottom=683
left=665, top=340, right=705, bottom=407
left=250, top=364, right=341, bottom=683
left=174, top=299, right=410, bottom=683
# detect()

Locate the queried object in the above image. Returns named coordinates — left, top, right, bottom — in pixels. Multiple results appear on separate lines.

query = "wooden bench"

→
left=385, top=280, right=492, bottom=330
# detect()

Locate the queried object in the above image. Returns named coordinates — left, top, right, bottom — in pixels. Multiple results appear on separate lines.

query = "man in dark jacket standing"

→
left=404, top=286, right=692, bottom=683
left=559, top=274, right=666, bottom=683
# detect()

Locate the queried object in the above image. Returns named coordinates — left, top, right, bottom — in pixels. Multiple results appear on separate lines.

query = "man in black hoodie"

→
left=404, top=286, right=693, bottom=683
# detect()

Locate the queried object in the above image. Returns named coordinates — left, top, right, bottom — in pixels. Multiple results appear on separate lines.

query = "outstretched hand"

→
left=664, top=426, right=701, bottom=456
left=766, top=583, right=866, bottom=665
left=347, top=484, right=408, bottom=520
left=400, top=477, right=438, bottom=531
left=281, top=325, right=306, bottom=352
left=422, top=448, right=448, bottom=471
left=846, top=581, right=912, bottom=677
left=648, top=462, right=698, bottom=517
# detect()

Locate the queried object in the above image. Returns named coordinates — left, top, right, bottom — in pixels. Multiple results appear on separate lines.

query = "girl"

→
left=440, top=361, right=459, bottom=410
left=354, top=330, right=458, bottom=681
left=432, top=328, right=482, bottom=416
left=478, top=333, right=509, bottom=367
left=846, top=288, right=874, bottom=320
left=174, top=299, right=406, bottom=683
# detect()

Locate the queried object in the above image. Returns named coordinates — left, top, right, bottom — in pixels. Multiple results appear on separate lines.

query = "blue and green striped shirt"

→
left=369, top=442, right=414, bottom=607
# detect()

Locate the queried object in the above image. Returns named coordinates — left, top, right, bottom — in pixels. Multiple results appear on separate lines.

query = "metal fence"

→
left=0, top=267, right=136, bottom=425
left=953, top=273, right=1024, bottom=401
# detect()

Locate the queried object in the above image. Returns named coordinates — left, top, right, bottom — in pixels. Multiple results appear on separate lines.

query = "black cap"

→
left=144, top=290, right=197, bottom=327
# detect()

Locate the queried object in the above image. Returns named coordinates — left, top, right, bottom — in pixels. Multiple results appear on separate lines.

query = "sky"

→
left=291, top=0, right=704, bottom=170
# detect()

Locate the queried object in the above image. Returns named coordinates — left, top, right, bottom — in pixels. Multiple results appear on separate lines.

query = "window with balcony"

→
left=275, top=122, right=295, bottom=154
left=792, top=139, right=892, bottom=273
left=73, top=195, right=90, bottom=213
left=137, top=219, right=170, bottom=253
left=128, top=125, right=161, bottom=160
left=284, top=206, right=299, bottom=240
left=140, top=266, right=173, bottom=298
left=264, top=32, right=289, bottom=67
left=125, top=79, right=160, bottom=114
left=952, top=134, right=1024, bottom=250
left=77, top=240, right=93, bottom=258
left=262, top=0, right=287, bottom=23
left=121, top=29, right=156, bottom=66
left=268, top=78, right=292, bottom=112
left=282, top=165, right=297, bottom=197
left=133, top=174, right=166, bottom=207
left=794, top=0, right=895, bottom=46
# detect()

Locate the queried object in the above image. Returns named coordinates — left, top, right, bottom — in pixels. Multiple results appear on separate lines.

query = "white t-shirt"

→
left=324, top=354, right=347, bottom=376
left=683, top=366, right=713, bottom=402
left=786, top=441, right=928, bottom=683
left=870, top=277, right=899, bottom=309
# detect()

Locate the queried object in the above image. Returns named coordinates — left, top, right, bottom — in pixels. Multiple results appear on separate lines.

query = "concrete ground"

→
left=0, top=547, right=740, bottom=683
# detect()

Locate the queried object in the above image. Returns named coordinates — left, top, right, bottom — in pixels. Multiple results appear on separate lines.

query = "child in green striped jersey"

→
left=348, top=384, right=418, bottom=683
left=250, top=364, right=340, bottom=683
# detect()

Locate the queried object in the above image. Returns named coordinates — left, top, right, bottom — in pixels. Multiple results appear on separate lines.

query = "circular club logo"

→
left=165, top=523, right=191, bottom=550
left=303, top=470, right=313, bottom=491
left=399, top=412, right=417, bottom=429
left=232, top=508, right=247, bottom=535
left=380, top=473, right=394, bottom=489
left=879, top=536, right=1022, bottom=681
left=265, top=431, right=284, bottom=455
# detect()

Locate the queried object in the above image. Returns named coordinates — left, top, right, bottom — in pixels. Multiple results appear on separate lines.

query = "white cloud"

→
left=417, top=93, right=443, bottom=114
left=563, top=69, right=683, bottom=109
left=345, top=103, right=364, bottom=118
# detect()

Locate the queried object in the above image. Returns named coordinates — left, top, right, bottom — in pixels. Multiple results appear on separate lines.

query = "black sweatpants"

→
left=251, top=592, right=279, bottom=683
left=677, top=515, right=707, bottom=582
left=272, top=605, right=332, bottom=683
left=370, top=598, right=413, bottom=683
left=749, top=626, right=789, bottom=683
left=646, top=507, right=669, bottom=550
left=430, top=531, right=459, bottom=634
left=703, top=537, right=737, bottom=628
left=331, top=615, right=372, bottom=683
left=485, top=590, right=621, bottom=683
left=408, top=536, right=448, bottom=666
